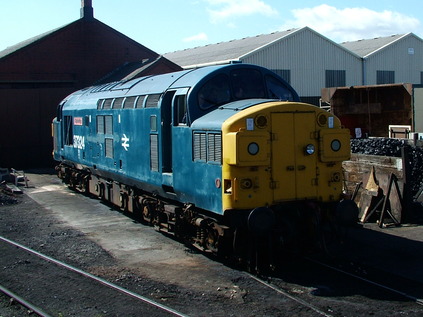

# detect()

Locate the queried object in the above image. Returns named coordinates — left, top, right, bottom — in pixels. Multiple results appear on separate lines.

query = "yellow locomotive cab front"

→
left=222, top=101, right=351, bottom=211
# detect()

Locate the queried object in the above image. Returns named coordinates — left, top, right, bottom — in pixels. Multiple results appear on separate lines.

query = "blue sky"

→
left=0, top=0, right=422, bottom=54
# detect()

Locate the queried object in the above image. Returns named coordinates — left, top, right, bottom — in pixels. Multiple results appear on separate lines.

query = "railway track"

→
left=3, top=175, right=423, bottom=316
left=0, top=235, right=188, bottom=317
left=0, top=284, right=51, bottom=317
left=305, top=256, right=423, bottom=306
left=243, top=254, right=423, bottom=317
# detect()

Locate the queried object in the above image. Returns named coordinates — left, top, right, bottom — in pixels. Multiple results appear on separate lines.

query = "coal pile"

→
left=350, top=138, right=409, bottom=157
left=351, top=138, right=423, bottom=196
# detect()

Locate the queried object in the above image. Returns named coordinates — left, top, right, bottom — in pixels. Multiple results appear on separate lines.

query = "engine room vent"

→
left=193, top=132, right=207, bottom=161
left=145, top=94, right=161, bottom=108
left=105, top=138, right=113, bottom=158
left=103, top=99, right=113, bottom=109
left=193, top=132, right=222, bottom=163
left=208, top=133, right=222, bottom=163
left=136, top=95, right=146, bottom=108
left=150, top=134, right=159, bottom=171
left=112, top=98, right=124, bottom=109
left=123, top=96, right=137, bottom=109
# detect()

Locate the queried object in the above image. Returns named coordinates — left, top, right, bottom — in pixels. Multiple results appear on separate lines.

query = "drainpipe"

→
left=362, top=58, right=367, bottom=85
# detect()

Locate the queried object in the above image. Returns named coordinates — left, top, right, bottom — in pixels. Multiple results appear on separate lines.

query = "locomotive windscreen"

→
left=197, top=68, right=296, bottom=111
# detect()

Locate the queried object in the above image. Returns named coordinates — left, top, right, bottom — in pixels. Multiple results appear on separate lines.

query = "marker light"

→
left=305, top=144, right=315, bottom=155
left=248, top=142, right=259, bottom=155
left=331, top=139, right=341, bottom=152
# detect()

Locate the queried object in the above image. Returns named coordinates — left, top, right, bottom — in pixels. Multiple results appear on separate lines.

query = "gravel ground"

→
left=0, top=180, right=309, bottom=316
left=1, top=170, right=423, bottom=317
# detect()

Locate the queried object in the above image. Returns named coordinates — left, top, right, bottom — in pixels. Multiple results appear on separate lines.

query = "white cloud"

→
left=281, top=4, right=420, bottom=42
left=206, top=0, right=278, bottom=23
left=183, top=32, right=209, bottom=43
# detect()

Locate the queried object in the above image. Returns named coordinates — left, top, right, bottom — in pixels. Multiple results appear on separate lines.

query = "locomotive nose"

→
left=247, top=207, right=275, bottom=236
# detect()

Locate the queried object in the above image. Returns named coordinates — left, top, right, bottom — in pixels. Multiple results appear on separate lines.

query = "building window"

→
left=421, top=72, right=423, bottom=84
left=325, top=70, right=346, bottom=87
left=271, top=69, right=291, bottom=84
left=377, top=71, right=395, bottom=84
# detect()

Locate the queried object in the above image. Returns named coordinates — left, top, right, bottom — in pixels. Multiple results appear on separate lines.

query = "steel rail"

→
left=0, top=235, right=189, bottom=317
left=0, top=284, right=52, bottom=317
left=246, top=273, right=333, bottom=317
left=306, top=257, right=423, bottom=306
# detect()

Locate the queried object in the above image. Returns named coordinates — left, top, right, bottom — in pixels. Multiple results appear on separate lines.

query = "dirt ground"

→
left=2, top=171, right=423, bottom=317
left=0, top=172, right=300, bottom=316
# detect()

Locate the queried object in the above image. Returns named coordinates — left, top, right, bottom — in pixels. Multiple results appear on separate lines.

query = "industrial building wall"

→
left=414, top=86, right=423, bottom=133
left=241, top=28, right=362, bottom=100
left=0, top=86, right=75, bottom=168
left=364, top=35, right=423, bottom=86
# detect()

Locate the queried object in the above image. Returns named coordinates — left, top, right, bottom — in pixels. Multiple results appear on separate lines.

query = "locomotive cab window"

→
left=265, top=75, right=295, bottom=101
left=198, top=74, right=230, bottom=110
left=175, top=95, right=188, bottom=125
left=231, top=69, right=265, bottom=100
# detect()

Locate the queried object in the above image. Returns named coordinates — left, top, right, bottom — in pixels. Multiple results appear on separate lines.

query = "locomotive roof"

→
left=62, top=63, right=282, bottom=110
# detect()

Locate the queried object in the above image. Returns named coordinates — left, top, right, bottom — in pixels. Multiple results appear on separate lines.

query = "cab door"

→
left=271, top=112, right=317, bottom=202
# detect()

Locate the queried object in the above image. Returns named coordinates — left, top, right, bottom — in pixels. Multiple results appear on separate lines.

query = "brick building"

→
left=0, top=1, right=181, bottom=168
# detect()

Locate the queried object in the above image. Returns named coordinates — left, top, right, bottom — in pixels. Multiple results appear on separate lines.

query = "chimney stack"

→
left=81, top=0, right=94, bottom=19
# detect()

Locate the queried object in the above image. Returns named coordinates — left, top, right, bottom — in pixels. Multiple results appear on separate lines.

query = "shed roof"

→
left=163, top=28, right=301, bottom=68
left=0, top=24, right=70, bottom=60
left=340, top=34, right=408, bottom=57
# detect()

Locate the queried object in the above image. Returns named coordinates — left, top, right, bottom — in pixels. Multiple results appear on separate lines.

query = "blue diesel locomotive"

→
left=52, top=63, right=352, bottom=266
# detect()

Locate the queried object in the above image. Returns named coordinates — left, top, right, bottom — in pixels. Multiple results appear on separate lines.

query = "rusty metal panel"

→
left=322, top=84, right=413, bottom=137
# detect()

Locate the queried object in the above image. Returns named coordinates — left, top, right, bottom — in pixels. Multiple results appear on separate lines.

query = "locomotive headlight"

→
left=305, top=144, right=315, bottom=155
left=240, top=178, right=253, bottom=189
left=248, top=142, right=259, bottom=155
left=331, top=139, right=341, bottom=152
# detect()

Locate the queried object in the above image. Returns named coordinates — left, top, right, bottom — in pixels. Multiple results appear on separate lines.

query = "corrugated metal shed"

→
left=340, top=33, right=423, bottom=85
left=164, top=27, right=362, bottom=103
left=241, top=27, right=362, bottom=99
left=163, top=29, right=300, bottom=68
left=340, top=34, right=406, bottom=57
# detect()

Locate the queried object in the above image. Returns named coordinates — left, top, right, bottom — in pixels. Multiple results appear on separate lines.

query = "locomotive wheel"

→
left=205, top=227, right=219, bottom=253
left=142, top=205, right=152, bottom=223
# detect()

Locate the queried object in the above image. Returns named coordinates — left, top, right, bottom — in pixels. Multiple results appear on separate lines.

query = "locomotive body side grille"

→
left=150, top=134, right=159, bottom=171
left=193, top=132, right=222, bottom=163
